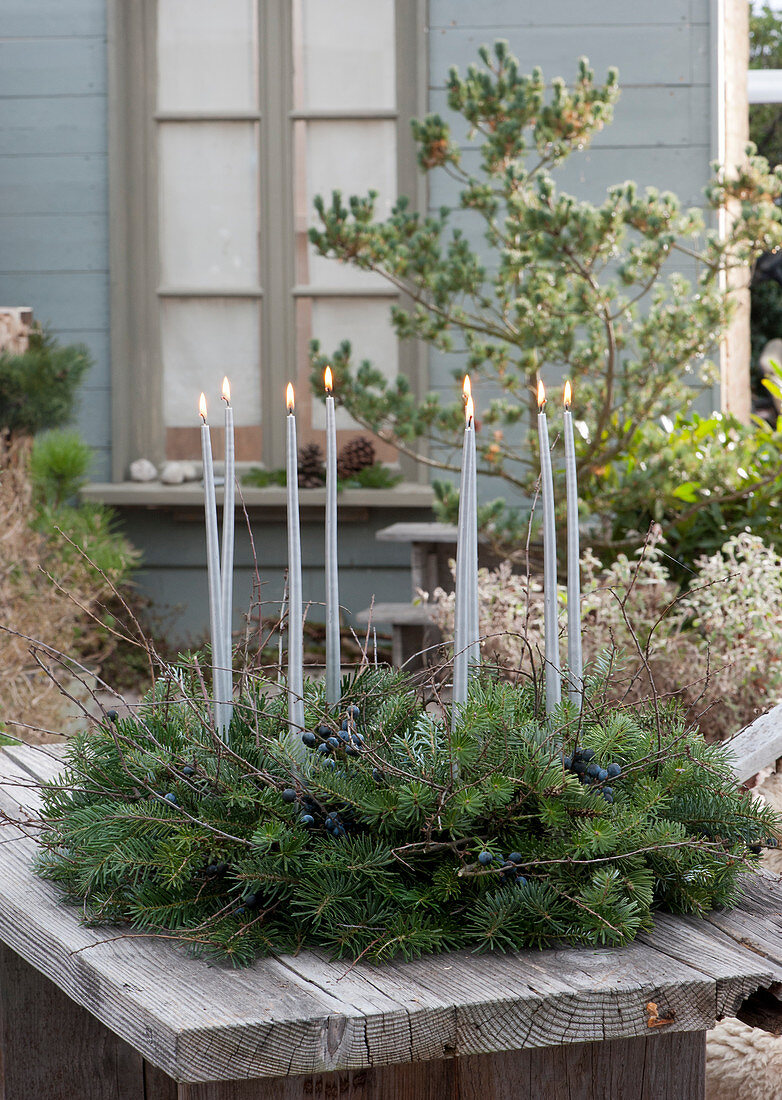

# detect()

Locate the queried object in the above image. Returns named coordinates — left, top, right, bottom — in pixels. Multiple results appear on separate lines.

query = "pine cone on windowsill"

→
left=337, top=436, right=376, bottom=480
left=298, top=442, right=325, bottom=488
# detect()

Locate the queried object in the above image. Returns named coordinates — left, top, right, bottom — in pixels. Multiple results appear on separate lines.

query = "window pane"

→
left=161, top=299, right=261, bottom=427
left=159, top=122, right=259, bottom=290
left=304, top=120, right=396, bottom=288
left=309, top=298, right=397, bottom=430
left=300, top=0, right=395, bottom=112
left=157, top=0, right=258, bottom=112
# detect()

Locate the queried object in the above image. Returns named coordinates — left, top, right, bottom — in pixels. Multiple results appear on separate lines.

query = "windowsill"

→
left=81, top=481, right=435, bottom=510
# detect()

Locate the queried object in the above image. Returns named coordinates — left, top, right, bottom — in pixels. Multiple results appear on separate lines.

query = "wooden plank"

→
left=376, top=522, right=458, bottom=544
left=177, top=1034, right=707, bottom=1100
left=640, top=911, right=782, bottom=1017
left=0, top=95, right=107, bottom=157
left=429, top=25, right=708, bottom=89
left=519, top=1032, right=705, bottom=1100
left=0, top=153, right=108, bottom=217
left=0, top=272, right=108, bottom=330
left=80, top=482, right=434, bottom=510
left=0, top=942, right=146, bottom=1100
left=0, top=38, right=105, bottom=98
left=2, top=0, right=105, bottom=37
left=428, top=0, right=707, bottom=27
left=701, top=874, right=782, bottom=970
left=272, top=950, right=457, bottom=1065
left=356, top=602, right=435, bottom=625
left=4, top=742, right=68, bottom=785
left=724, top=702, right=782, bottom=783
left=0, top=214, right=108, bottom=274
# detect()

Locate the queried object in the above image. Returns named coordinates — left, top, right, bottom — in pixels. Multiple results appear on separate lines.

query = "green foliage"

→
left=592, top=410, right=782, bottom=571
left=242, top=466, right=287, bottom=488
left=339, top=463, right=402, bottom=489
left=242, top=463, right=402, bottom=490
left=36, top=502, right=139, bottom=583
left=0, top=329, right=90, bottom=437
left=308, top=41, right=782, bottom=560
left=36, top=666, right=779, bottom=966
left=30, top=430, right=92, bottom=509
left=28, top=431, right=138, bottom=585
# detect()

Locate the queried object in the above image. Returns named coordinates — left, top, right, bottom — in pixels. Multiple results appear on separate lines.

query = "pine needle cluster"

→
left=36, top=665, right=780, bottom=966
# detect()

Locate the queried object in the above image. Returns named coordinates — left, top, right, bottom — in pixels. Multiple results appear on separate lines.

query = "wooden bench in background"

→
left=356, top=523, right=461, bottom=668
left=2, top=708, right=782, bottom=1098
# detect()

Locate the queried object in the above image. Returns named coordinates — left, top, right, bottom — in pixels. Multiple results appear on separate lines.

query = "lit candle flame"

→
left=324, top=366, right=333, bottom=393
left=463, top=374, right=471, bottom=401
left=286, top=382, right=295, bottom=413
left=563, top=380, right=572, bottom=409
left=465, top=394, right=474, bottom=425
left=537, top=379, right=546, bottom=410
left=221, top=376, right=231, bottom=405
left=199, top=392, right=207, bottom=422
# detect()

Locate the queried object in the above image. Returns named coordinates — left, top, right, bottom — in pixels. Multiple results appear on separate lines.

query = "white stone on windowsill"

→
left=160, top=460, right=201, bottom=484
left=128, top=458, right=158, bottom=482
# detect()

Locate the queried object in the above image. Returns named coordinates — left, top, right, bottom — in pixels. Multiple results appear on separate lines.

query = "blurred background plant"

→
left=749, top=2, right=782, bottom=413
left=424, top=531, right=782, bottom=741
left=0, top=326, right=90, bottom=438
left=0, top=330, right=138, bottom=741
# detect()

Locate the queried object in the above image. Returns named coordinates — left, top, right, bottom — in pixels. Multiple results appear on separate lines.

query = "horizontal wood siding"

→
left=118, top=505, right=434, bottom=646
left=0, top=5, right=110, bottom=478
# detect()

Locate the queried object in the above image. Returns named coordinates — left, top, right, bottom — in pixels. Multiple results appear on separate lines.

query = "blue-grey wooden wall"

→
left=0, top=0, right=111, bottom=479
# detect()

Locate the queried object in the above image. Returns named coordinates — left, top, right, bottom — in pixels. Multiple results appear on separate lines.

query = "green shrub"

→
left=0, top=329, right=90, bottom=437
left=591, top=411, right=782, bottom=571
left=37, top=502, right=139, bottom=584
left=425, top=531, right=782, bottom=741
left=30, top=430, right=92, bottom=509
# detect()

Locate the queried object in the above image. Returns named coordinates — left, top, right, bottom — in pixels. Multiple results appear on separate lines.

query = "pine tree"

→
left=308, top=41, right=782, bottom=558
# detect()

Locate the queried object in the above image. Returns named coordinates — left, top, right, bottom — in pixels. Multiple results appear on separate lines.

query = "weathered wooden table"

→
left=2, top=743, right=782, bottom=1099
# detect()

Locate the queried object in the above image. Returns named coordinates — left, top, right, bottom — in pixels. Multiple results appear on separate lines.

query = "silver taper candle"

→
left=220, top=377, right=234, bottom=732
left=563, top=381, right=583, bottom=709
left=285, top=384, right=306, bottom=761
left=199, top=393, right=226, bottom=736
left=537, top=380, right=561, bottom=716
left=324, top=367, right=341, bottom=707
